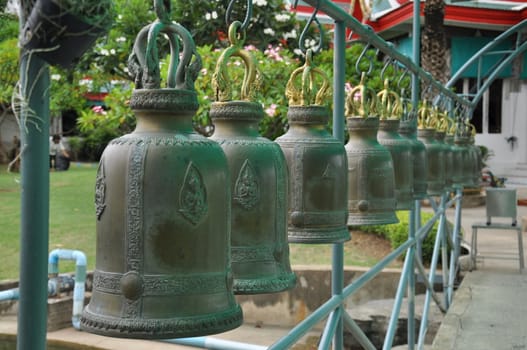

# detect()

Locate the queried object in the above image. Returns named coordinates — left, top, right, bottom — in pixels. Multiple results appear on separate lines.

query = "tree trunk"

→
left=421, top=0, right=448, bottom=93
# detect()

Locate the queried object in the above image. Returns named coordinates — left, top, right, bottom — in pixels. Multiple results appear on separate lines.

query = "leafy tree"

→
left=173, top=0, right=299, bottom=50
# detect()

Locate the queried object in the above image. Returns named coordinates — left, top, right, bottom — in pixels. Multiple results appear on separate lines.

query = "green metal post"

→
left=407, top=205, right=416, bottom=350
left=411, top=0, right=421, bottom=110
left=16, top=50, right=50, bottom=350
left=331, top=20, right=346, bottom=350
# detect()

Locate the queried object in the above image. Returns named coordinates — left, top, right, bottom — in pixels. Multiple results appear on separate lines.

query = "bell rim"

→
left=80, top=303, right=243, bottom=339
left=287, top=226, right=351, bottom=244
left=233, top=273, right=297, bottom=295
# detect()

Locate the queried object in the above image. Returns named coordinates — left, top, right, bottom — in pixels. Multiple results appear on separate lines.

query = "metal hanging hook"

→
left=154, top=0, right=171, bottom=24
left=354, top=41, right=375, bottom=76
left=298, top=1, right=324, bottom=55
left=226, top=0, right=253, bottom=32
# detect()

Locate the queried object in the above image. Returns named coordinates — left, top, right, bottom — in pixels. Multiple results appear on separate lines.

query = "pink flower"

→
left=92, top=106, right=107, bottom=115
left=265, top=103, right=278, bottom=117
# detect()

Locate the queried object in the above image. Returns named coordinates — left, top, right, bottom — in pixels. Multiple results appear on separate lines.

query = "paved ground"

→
left=430, top=188, right=527, bottom=350
left=2, top=187, right=527, bottom=349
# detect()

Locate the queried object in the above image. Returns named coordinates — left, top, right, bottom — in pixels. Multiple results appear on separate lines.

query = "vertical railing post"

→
left=331, top=19, right=346, bottom=350
left=407, top=204, right=416, bottom=350
left=16, top=49, right=50, bottom=350
left=418, top=193, right=446, bottom=348
left=447, top=188, right=463, bottom=306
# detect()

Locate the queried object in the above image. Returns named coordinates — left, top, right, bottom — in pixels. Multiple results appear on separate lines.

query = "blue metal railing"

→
left=446, top=19, right=527, bottom=115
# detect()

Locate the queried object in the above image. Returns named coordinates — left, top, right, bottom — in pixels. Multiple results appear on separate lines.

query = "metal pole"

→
left=331, top=19, right=346, bottom=350
left=411, top=0, right=421, bottom=111
left=407, top=205, right=416, bottom=350
left=16, top=51, right=50, bottom=350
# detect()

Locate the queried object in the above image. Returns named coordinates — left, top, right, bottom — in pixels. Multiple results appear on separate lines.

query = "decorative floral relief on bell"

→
left=376, top=80, right=414, bottom=210
left=345, top=73, right=398, bottom=226
left=275, top=49, right=349, bottom=244
left=209, top=21, right=296, bottom=294
left=81, top=2, right=242, bottom=339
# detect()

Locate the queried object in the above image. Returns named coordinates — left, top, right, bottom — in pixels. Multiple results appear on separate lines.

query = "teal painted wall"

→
left=395, top=36, right=527, bottom=79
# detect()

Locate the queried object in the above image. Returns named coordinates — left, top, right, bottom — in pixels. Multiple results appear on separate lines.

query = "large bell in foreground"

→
left=209, top=23, right=296, bottom=295
left=398, top=119, right=428, bottom=199
left=276, top=106, right=350, bottom=243
left=81, top=17, right=242, bottom=339
left=378, top=118, right=413, bottom=210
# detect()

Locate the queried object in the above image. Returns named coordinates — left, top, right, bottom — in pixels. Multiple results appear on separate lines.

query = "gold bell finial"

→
left=345, top=72, right=378, bottom=118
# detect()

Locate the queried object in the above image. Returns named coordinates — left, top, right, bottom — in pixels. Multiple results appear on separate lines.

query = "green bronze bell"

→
left=417, top=103, right=445, bottom=196
left=454, top=121, right=477, bottom=188
left=275, top=50, right=349, bottom=244
left=468, top=124, right=483, bottom=188
left=398, top=118, right=428, bottom=199
left=445, top=121, right=463, bottom=189
left=209, top=22, right=296, bottom=294
left=81, top=7, right=242, bottom=339
left=437, top=114, right=455, bottom=192
left=376, top=81, right=413, bottom=210
left=345, top=73, right=398, bottom=226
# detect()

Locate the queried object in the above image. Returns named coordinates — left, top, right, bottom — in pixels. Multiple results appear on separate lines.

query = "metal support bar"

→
left=407, top=205, right=417, bottom=350
left=343, top=312, right=377, bottom=350
left=415, top=256, right=447, bottom=314
left=16, top=51, right=50, bottom=350
left=301, top=0, right=471, bottom=108
left=331, top=19, right=346, bottom=350
left=447, top=188, right=463, bottom=305
left=382, top=242, right=412, bottom=350
left=418, top=193, right=447, bottom=348
left=318, top=308, right=342, bottom=350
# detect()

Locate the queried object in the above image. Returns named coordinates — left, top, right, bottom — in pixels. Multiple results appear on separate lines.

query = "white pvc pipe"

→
left=0, top=288, right=19, bottom=301
left=48, top=249, right=87, bottom=330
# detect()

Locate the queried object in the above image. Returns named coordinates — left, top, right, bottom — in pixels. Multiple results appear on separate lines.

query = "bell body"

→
left=445, top=135, right=463, bottom=189
left=454, top=136, right=474, bottom=187
left=209, top=101, right=296, bottom=295
left=418, top=128, right=445, bottom=196
left=81, top=89, right=243, bottom=339
left=399, top=122, right=428, bottom=199
left=435, top=131, right=453, bottom=192
left=345, top=117, right=398, bottom=226
left=275, top=106, right=349, bottom=244
left=377, top=119, right=414, bottom=210
left=470, top=137, right=483, bottom=188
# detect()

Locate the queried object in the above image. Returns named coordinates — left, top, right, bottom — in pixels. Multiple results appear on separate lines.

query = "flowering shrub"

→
left=191, top=44, right=299, bottom=139
left=173, top=0, right=300, bottom=51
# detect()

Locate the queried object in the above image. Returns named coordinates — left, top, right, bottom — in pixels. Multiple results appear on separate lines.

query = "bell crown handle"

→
left=417, top=100, right=438, bottom=129
left=285, top=49, right=331, bottom=106
left=212, top=21, right=260, bottom=102
left=345, top=72, right=378, bottom=118
left=376, top=79, right=401, bottom=119
left=127, top=2, right=201, bottom=91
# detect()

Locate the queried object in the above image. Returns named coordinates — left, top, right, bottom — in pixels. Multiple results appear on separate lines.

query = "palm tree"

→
left=421, top=0, right=448, bottom=87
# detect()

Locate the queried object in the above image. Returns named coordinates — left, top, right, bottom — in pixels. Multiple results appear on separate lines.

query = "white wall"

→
left=477, top=79, right=527, bottom=179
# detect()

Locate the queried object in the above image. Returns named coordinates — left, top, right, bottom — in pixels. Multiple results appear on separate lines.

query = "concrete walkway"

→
left=431, top=190, right=527, bottom=350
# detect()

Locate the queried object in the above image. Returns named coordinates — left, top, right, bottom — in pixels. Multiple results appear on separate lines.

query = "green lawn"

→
left=0, top=164, right=98, bottom=281
left=0, top=163, right=397, bottom=281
